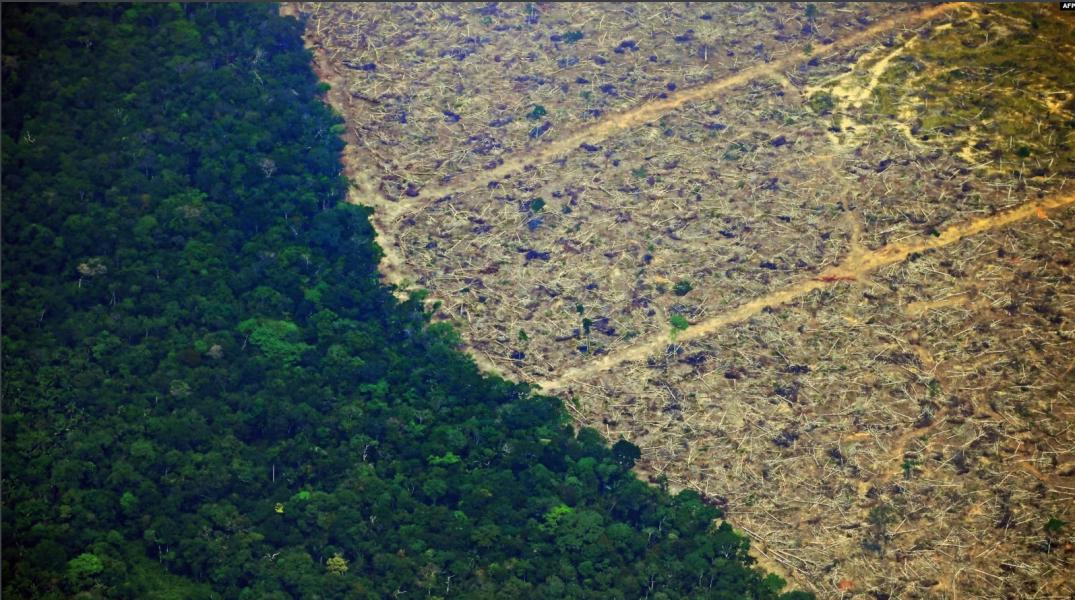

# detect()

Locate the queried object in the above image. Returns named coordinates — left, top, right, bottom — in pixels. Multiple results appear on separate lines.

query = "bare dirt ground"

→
left=286, top=2, right=1075, bottom=597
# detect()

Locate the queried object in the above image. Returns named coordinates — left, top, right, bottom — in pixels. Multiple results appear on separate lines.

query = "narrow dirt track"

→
left=537, top=191, right=1074, bottom=392
left=388, top=2, right=969, bottom=220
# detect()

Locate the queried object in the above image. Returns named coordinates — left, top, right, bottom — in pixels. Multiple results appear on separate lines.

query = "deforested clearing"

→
left=293, top=2, right=1075, bottom=597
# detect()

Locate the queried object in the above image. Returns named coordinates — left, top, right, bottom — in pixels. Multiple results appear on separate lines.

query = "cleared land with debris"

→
left=289, top=2, right=1075, bottom=597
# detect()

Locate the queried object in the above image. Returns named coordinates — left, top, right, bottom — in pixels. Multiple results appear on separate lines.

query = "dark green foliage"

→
left=863, top=503, right=897, bottom=557
left=611, top=440, right=642, bottom=469
left=563, top=30, right=585, bottom=44
left=1044, top=516, right=1066, bottom=534
left=901, top=457, right=919, bottom=480
left=2, top=4, right=809, bottom=599
left=528, top=105, right=547, bottom=120
left=673, top=280, right=693, bottom=296
left=807, top=91, right=835, bottom=115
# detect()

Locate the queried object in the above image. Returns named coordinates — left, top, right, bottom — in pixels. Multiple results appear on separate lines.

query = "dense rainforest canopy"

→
left=1, top=4, right=810, bottom=599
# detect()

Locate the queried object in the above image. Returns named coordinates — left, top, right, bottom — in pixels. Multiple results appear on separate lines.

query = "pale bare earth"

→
left=286, top=2, right=1075, bottom=598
